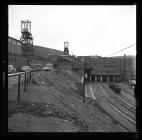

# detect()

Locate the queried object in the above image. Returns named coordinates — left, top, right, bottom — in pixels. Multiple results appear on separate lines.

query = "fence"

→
left=8, top=68, right=43, bottom=101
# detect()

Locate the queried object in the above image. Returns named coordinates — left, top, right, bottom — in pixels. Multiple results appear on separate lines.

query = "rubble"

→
left=8, top=100, right=89, bottom=131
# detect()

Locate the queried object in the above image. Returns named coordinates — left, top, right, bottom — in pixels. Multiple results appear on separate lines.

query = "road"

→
left=85, top=82, right=136, bottom=132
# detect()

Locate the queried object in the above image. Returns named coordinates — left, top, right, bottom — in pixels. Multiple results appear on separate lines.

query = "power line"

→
left=106, top=43, right=136, bottom=57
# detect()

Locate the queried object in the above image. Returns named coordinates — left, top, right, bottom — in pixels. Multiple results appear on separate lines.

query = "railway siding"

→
left=102, top=84, right=136, bottom=112
left=87, top=83, right=136, bottom=132
left=98, top=84, right=136, bottom=121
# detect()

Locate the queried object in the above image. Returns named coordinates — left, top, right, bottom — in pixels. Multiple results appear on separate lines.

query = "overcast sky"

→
left=8, top=5, right=136, bottom=57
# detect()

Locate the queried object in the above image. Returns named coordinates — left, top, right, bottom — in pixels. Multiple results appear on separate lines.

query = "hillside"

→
left=8, top=69, right=127, bottom=132
left=34, top=45, right=63, bottom=58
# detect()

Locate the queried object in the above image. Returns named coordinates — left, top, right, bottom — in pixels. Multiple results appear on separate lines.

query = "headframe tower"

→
left=20, top=20, right=34, bottom=65
left=63, top=42, right=69, bottom=55
left=20, top=20, right=33, bottom=45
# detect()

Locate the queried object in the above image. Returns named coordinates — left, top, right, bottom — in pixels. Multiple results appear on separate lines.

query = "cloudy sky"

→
left=8, top=5, right=136, bottom=57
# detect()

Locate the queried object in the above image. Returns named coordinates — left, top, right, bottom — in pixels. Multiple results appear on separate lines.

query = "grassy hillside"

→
left=34, top=45, right=63, bottom=58
left=8, top=69, right=127, bottom=132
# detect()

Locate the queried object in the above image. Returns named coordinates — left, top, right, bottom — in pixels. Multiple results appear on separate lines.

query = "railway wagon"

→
left=109, top=83, right=121, bottom=94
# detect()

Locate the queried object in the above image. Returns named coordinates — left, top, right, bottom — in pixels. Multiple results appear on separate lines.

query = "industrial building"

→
left=8, top=35, right=135, bottom=82
left=75, top=55, right=135, bottom=82
left=8, top=36, right=47, bottom=70
left=8, top=20, right=136, bottom=82
left=8, top=37, right=74, bottom=71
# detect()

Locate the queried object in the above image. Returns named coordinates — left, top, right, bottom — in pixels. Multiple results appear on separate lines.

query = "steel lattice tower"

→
left=20, top=20, right=34, bottom=65
left=20, top=20, right=33, bottom=45
left=63, top=42, right=69, bottom=55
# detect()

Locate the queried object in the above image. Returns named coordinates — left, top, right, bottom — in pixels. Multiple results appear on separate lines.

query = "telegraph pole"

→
left=124, top=54, right=126, bottom=81
left=120, top=59, right=121, bottom=81
left=131, top=57, right=132, bottom=87
left=84, top=62, right=85, bottom=103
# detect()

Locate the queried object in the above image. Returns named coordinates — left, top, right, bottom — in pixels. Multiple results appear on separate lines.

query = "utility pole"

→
left=120, top=59, right=121, bottom=81
left=131, top=57, right=132, bottom=87
left=124, top=54, right=126, bottom=81
left=84, top=62, right=85, bottom=103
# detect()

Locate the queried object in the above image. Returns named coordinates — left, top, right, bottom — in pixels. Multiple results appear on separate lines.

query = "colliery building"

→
left=8, top=36, right=47, bottom=70
left=8, top=36, right=136, bottom=82
left=8, top=36, right=63, bottom=70
left=9, top=20, right=136, bottom=83
left=8, top=36, right=75, bottom=71
left=73, top=56, right=135, bottom=82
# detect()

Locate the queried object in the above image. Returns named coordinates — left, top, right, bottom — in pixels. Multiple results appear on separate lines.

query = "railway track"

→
left=101, top=84, right=136, bottom=113
left=95, top=84, right=136, bottom=123
left=119, top=83, right=134, bottom=97
left=86, top=83, right=136, bottom=132
left=120, top=90, right=136, bottom=105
